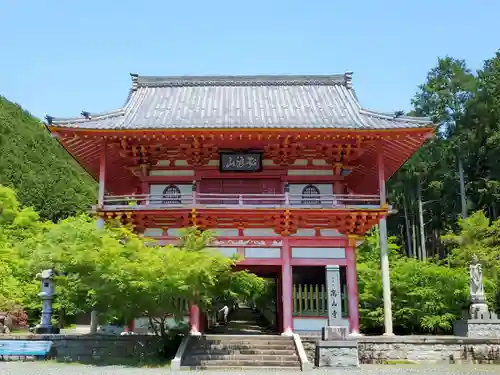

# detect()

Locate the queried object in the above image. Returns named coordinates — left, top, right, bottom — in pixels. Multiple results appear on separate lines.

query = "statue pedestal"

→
left=454, top=307, right=500, bottom=338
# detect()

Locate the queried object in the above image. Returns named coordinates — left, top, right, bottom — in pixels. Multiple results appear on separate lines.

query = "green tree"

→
left=357, top=229, right=469, bottom=334
left=0, top=97, right=96, bottom=222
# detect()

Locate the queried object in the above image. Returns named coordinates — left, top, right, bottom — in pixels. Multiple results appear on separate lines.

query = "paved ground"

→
left=0, top=363, right=499, bottom=374
left=208, top=307, right=275, bottom=335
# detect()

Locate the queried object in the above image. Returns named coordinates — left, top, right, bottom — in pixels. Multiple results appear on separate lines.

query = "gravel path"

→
left=0, top=363, right=499, bottom=375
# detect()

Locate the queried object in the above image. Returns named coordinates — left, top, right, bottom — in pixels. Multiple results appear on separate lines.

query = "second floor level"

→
left=102, top=179, right=382, bottom=210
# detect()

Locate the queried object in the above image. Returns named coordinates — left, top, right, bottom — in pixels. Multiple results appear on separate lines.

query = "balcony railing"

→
left=98, top=193, right=381, bottom=210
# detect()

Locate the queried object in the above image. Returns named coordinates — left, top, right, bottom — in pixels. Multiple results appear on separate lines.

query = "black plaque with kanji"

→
left=220, top=152, right=263, bottom=172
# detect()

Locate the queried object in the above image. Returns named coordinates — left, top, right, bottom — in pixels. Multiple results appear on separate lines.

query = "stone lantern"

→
left=34, top=269, right=60, bottom=334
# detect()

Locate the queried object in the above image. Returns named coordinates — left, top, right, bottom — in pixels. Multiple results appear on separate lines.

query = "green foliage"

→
left=0, top=97, right=96, bottom=222
left=0, top=186, right=265, bottom=335
left=443, top=211, right=500, bottom=306
left=388, top=52, right=500, bottom=259
left=358, top=229, right=468, bottom=334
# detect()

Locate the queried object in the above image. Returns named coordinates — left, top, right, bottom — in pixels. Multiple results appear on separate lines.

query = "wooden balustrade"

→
left=100, top=193, right=381, bottom=210
left=292, top=284, right=348, bottom=317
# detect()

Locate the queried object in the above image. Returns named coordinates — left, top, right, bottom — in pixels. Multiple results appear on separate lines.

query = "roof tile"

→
left=49, top=74, right=432, bottom=130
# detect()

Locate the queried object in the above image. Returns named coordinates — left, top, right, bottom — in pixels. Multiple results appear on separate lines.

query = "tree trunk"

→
left=403, top=196, right=413, bottom=257
left=417, top=176, right=426, bottom=261
left=412, top=217, right=417, bottom=259
left=458, top=156, right=467, bottom=218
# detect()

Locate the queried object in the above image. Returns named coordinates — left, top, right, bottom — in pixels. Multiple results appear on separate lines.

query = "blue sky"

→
left=1, top=0, right=499, bottom=120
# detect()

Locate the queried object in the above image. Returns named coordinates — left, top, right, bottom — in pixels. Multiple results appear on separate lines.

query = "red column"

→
left=98, top=141, right=107, bottom=208
left=276, top=274, right=282, bottom=332
left=189, top=304, right=201, bottom=335
left=126, top=319, right=135, bottom=332
left=346, top=235, right=360, bottom=334
left=281, top=239, right=293, bottom=335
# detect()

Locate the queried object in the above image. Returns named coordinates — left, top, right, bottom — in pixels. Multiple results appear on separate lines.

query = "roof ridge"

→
left=47, top=108, right=125, bottom=125
left=359, top=108, right=432, bottom=124
left=128, top=73, right=353, bottom=90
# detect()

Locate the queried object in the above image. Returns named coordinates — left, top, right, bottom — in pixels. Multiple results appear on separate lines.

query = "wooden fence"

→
left=292, top=284, right=347, bottom=317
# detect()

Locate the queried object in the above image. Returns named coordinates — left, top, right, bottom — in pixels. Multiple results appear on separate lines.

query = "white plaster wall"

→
left=150, top=184, right=192, bottom=204
left=291, top=247, right=346, bottom=259
left=166, top=228, right=186, bottom=237
left=293, top=317, right=328, bottom=331
left=290, top=229, right=316, bottom=237
left=143, top=228, right=164, bottom=237
left=289, top=183, right=333, bottom=206
left=244, top=247, right=281, bottom=258
left=293, top=317, right=349, bottom=331
left=243, top=228, right=277, bottom=237
left=212, top=228, right=239, bottom=236
left=212, top=247, right=238, bottom=257
left=320, top=229, right=343, bottom=237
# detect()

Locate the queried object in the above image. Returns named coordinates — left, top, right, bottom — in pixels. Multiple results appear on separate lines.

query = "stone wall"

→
left=301, top=335, right=500, bottom=365
left=0, top=334, right=163, bottom=363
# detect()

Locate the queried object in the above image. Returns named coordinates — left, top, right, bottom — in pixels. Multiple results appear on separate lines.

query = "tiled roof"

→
left=47, top=73, right=433, bottom=130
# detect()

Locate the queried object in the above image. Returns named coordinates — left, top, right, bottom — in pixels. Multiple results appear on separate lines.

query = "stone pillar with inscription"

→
left=322, top=265, right=346, bottom=340
left=317, top=265, right=359, bottom=368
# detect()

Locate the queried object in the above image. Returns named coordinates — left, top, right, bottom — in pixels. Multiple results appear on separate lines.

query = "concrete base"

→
left=322, top=326, right=348, bottom=341
left=316, top=340, right=359, bottom=368
left=454, top=318, right=500, bottom=338
left=33, top=325, right=60, bottom=334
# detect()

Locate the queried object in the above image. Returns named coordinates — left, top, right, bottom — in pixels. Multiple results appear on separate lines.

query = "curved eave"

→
left=347, top=134, right=431, bottom=194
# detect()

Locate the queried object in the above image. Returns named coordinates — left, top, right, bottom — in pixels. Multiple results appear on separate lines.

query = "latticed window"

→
left=162, top=185, right=181, bottom=204
left=301, top=184, right=321, bottom=204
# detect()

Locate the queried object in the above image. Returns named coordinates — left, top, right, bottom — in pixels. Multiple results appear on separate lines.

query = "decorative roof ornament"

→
left=44, top=115, right=53, bottom=125
left=130, top=73, right=139, bottom=91
left=81, top=111, right=92, bottom=120
left=393, top=110, right=405, bottom=119
left=344, top=71, right=353, bottom=89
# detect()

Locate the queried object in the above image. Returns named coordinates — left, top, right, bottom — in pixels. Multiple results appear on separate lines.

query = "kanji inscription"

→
left=326, top=265, right=343, bottom=325
left=220, top=152, right=262, bottom=172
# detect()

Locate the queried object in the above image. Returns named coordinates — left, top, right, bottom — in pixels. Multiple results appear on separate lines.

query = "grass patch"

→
left=52, top=358, right=170, bottom=368
left=383, top=359, right=417, bottom=365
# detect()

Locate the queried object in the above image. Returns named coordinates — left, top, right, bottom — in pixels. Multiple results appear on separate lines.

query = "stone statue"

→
left=470, top=256, right=485, bottom=297
left=469, top=255, right=489, bottom=318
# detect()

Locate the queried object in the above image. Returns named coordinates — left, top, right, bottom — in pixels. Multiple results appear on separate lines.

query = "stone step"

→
left=186, top=354, right=299, bottom=361
left=181, top=365, right=301, bottom=371
left=182, top=359, right=300, bottom=367
left=190, top=344, right=296, bottom=351
left=188, top=348, right=297, bottom=356
left=193, top=337, right=292, bottom=343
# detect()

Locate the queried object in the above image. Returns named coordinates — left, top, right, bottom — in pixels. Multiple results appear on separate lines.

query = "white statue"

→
left=469, top=255, right=489, bottom=318
left=470, top=259, right=485, bottom=297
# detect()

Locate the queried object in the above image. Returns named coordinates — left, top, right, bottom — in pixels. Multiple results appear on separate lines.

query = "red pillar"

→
left=189, top=304, right=201, bottom=335
left=346, top=235, right=360, bottom=334
left=281, top=239, right=293, bottom=335
left=98, top=141, right=107, bottom=208
left=276, top=274, right=282, bottom=332
left=126, top=319, right=135, bottom=332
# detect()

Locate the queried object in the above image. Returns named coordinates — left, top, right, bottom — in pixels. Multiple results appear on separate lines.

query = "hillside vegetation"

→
left=0, top=96, right=96, bottom=221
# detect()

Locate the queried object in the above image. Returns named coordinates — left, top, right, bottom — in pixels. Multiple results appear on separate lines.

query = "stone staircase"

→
left=180, top=307, right=301, bottom=370
left=181, top=334, right=301, bottom=370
